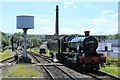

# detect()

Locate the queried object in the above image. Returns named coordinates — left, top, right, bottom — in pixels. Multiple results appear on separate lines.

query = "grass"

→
left=28, top=48, right=51, bottom=57
left=106, top=56, right=120, bottom=61
left=0, top=49, right=12, bottom=60
left=42, top=50, right=51, bottom=57
left=100, top=65, right=120, bottom=77
left=100, top=56, right=120, bottom=77
left=27, top=48, right=39, bottom=53
left=2, top=64, right=43, bottom=77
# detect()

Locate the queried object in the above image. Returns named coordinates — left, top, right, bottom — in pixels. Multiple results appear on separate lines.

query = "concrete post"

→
left=23, top=29, right=28, bottom=58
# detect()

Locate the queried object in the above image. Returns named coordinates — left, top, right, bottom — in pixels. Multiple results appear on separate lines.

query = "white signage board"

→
left=17, top=15, right=34, bottom=29
left=97, top=42, right=112, bottom=51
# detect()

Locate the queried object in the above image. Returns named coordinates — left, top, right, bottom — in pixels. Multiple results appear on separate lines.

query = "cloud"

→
left=82, top=3, right=94, bottom=8
left=63, top=5, right=69, bottom=8
left=63, top=2, right=77, bottom=8
left=102, top=10, right=113, bottom=15
left=111, top=13, right=118, bottom=18
left=91, top=18, right=109, bottom=25
left=60, top=27, right=77, bottom=34
left=84, top=28, right=94, bottom=32
left=63, top=2, right=74, bottom=8
left=73, top=6, right=78, bottom=8
left=108, top=24, right=118, bottom=33
left=0, top=26, right=3, bottom=31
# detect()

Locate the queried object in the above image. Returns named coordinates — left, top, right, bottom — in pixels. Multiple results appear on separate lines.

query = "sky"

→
left=0, top=1, right=118, bottom=35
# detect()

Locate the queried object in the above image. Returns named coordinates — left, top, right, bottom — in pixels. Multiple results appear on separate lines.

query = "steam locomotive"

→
left=48, top=31, right=106, bottom=70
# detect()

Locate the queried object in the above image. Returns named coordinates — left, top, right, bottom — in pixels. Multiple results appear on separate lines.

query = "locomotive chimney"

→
left=84, top=31, right=90, bottom=37
left=55, top=5, right=59, bottom=36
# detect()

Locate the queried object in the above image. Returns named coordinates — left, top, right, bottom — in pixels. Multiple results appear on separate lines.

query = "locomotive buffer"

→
left=16, top=15, right=34, bottom=63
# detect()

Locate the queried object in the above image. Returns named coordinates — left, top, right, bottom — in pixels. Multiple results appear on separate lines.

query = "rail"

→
left=28, top=52, right=76, bottom=80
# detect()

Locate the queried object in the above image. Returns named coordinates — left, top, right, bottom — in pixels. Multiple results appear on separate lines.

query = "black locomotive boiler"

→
left=48, top=31, right=106, bottom=71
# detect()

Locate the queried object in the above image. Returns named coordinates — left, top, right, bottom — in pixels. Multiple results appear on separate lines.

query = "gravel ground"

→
left=58, top=66, right=93, bottom=79
left=45, top=65, right=72, bottom=79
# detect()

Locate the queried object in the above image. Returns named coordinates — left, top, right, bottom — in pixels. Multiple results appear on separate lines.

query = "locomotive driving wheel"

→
left=94, top=64, right=100, bottom=71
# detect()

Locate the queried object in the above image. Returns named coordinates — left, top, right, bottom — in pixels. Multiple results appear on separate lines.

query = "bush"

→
left=116, top=62, right=120, bottom=67
left=106, top=60, right=112, bottom=67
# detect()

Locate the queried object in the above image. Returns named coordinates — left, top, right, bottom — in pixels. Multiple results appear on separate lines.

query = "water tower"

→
left=17, top=15, right=34, bottom=63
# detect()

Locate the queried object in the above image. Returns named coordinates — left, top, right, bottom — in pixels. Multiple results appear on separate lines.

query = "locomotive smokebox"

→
left=84, top=31, right=90, bottom=37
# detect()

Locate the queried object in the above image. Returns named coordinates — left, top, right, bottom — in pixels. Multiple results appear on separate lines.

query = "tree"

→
left=28, top=35, right=43, bottom=48
left=114, top=33, right=120, bottom=39
left=1, top=32, right=9, bottom=47
left=106, top=33, right=120, bottom=39
left=106, top=35, right=114, bottom=40
left=13, top=32, right=24, bottom=46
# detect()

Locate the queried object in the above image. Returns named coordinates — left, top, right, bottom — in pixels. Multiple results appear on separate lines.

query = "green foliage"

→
left=106, top=33, right=120, bottom=39
left=1, top=32, right=10, bottom=47
left=28, top=36, right=43, bottom=48
left=114, top=33, right=120, bottom=39
left=2, top=64, right=43, bottom=77
left=13, top=32, right=24, bottom=46
left=12, top=32, right=45, bottom=48
left=1, top=31, right=45, bottom=49
left=116, top=62, right=120, bottom=67
left=0, top=49, right=12, bottom=60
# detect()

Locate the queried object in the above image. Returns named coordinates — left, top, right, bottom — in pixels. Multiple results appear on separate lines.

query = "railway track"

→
left=0, top=50, right=22, bottom=68
left=85, top=70, right=120, bottom=80
left=28, top=52, right=77, bottom=80
left=0, top=56, right=15, bottom=63
left=0, top=50, right=22, bottom=63
left=28, top=52, right=120, bottom=80
left=28, top=52, right=50, bottom=64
